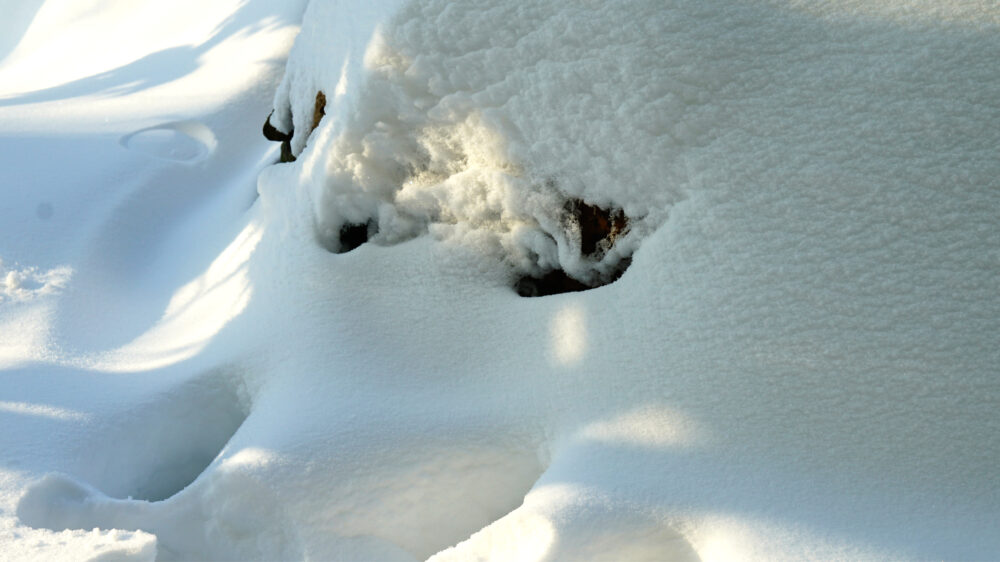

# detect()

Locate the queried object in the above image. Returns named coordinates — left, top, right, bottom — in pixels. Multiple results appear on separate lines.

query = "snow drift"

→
left=1, top=0, right=999, bottom=560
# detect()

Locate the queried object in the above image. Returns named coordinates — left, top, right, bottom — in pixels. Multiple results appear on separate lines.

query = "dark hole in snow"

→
left=516, top=257, right=631, bottom=297
left=515, top=269, right=590, bottom=297
left=516, top=199, right=632, bottom=297
left=336, top=220, right=376, bottom=253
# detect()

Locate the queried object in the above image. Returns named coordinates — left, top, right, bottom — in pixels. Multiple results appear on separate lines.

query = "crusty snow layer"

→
left=2, top=0, right=1000, bottom=560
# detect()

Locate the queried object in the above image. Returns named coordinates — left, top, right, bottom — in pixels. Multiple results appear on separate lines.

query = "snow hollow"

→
left=1, top=0, right=999, bottom=560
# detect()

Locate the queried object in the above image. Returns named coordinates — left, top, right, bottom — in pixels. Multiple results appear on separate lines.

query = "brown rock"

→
left=565, top=198, right=628, bottom=257
left=311, top=91, right=326, bottom=134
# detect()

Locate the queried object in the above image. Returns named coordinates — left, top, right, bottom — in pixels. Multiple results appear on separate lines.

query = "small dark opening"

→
left=337, top=221, right=376, bottom=253
left=515, top=269, right=590, bottom=297
left=515, top=257, right=631, bottom=298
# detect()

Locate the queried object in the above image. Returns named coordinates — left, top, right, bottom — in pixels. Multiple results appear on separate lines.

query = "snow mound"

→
left=258, top=0, right=1000, bottom=558
left=269, top=0, right=685, bottom=288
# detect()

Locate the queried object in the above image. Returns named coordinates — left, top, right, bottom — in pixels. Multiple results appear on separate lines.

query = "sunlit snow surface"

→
left=2, top=0, right=999, bottom=560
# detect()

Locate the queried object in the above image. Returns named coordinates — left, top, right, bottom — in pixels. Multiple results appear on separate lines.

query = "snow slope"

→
left=2, top=0, right=999, bottom=560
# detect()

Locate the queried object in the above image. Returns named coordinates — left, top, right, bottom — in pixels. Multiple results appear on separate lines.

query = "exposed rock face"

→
left=567, top=199, right=628, bottom=258
left=311, top=91, right=326, bottom=133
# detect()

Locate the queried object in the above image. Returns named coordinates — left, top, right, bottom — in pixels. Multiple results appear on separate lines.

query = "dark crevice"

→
left=335, top=220, right=377, bottom=254
left=516, top=257, right=631, bottom=297
left=515, top=269, right=590, bottom=297
left=262, top=111, right=291, bottom=142
left=279, top=141, right=295, bottom=163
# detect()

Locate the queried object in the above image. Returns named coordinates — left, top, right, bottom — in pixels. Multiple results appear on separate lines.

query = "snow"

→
left=2, top=0, right=999, bottom=560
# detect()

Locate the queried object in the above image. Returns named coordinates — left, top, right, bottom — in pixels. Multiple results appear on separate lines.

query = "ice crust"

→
left=2, top=0, right=1000, bottom=560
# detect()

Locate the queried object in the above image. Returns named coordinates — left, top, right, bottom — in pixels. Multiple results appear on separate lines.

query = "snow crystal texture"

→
left=1, top=0, right=999, bottom=560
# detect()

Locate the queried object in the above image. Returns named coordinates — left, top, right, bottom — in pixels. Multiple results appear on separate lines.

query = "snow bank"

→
left=249, top=0, right=1000, bottom=558
left=2, top=0, right=999, bottom=560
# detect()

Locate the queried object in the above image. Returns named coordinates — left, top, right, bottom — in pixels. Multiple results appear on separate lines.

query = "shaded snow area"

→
left=1, top=0, right=999, bottom=560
